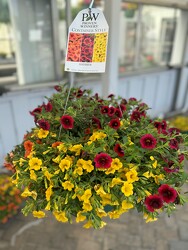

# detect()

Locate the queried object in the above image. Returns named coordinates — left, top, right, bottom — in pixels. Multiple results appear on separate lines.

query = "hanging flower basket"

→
left=5, top=85, right=188, bottom=229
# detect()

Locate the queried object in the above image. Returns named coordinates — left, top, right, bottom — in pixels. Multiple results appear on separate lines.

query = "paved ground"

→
left=0, top=199, right=188, bottom=250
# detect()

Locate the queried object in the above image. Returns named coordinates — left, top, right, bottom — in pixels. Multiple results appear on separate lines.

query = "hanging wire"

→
left=89, top=0, right=95, bottom=9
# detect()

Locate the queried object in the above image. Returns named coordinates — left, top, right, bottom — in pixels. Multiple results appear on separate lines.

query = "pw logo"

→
left=82, top=12, right=99, bottom=21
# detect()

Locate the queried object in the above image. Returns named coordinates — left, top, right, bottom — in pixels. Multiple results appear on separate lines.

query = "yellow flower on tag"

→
left=33, top=211, right=46, bottom=218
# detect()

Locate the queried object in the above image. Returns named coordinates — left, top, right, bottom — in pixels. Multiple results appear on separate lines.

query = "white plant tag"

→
left=65, top=8, right=109, bottom=73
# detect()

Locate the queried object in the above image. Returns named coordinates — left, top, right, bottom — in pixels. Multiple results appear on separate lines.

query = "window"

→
left=119, top=1, right=178, bottom=73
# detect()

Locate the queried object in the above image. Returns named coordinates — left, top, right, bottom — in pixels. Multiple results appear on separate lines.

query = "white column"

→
left=102, top=0, right=121, bottom=97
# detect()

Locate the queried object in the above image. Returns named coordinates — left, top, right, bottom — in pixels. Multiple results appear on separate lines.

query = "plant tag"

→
left=65, top=8, right=109, bottom=73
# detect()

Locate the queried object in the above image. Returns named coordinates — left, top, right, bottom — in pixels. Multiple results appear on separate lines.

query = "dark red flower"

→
left=119, top=104, right=126, bottom=112
left=94, top=153, right=112, bottom=169
left=45, top=102, right=53, bottom=112
left=92, top=117, right=102, bottom=129
left=169, top=139, right=179, bottom=150
left=38, top=119, right=50, bottom=130
left=30, top=107, right=42, bottom=116
left=109, top=118, right=121, bottom=130
left=129, top=97, right=137, bottom=102
left=108, top=107, right=116, bottom=117
left=145, top=195, right=163, bottom=212
left=114, top=144, right=124, bottom=157
left=54, top=85, right=62, bottom=92
left=178, top=153, right=185, bottom=163
left=114, top=108, right=123, bottom=118
left=130, top=111, right=142, bottom=122
left=84, top=128, right=91, bottom=135
left=121, top=98, right=127, bottom=105
left=100, top=106, right=109, bottom=114
left=168, top=127, right=180, bottom=135
left=108, top=94, right=115, bottom=98
left=163, top=159, right=179, bottom=173
left=158, top=184, right=177, bottom=203
left=60, top=115, right=74, bottom=129
left=140, top=134, right=157, bottom=149
left=74, top=89, right=84, bottom=98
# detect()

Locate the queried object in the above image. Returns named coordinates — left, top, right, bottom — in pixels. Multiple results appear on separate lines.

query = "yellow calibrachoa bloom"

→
left=52, top=155, right=61, bottom=164
left=62, top=181, right=74, bottom=191
left=82, top=160, right=94, bottom=173
left=144, top=213, right=158, bottom=223
left=30, top=170, right=37, bottom=181
left=45, top=202, right=51, bottom=211
left=110, top=177, right=123, bottom=187
left=122, top=200, right=134, bottom=210
left=96, top=208, right=107, bottom=218
left=121, top=182, right=133, bottom=196
left=53, top=211, right=68, bottom=223
left=76, top=211, right=86, bottom=222
left=33, top=211, right=46, bottom=218
left=88, top=131, right=107, bottom=142
left=37, top=129, right=49, bottom=139
left=29, top=157, right=42, bottom=171
left=82, top=202, right=92, bottom=211
left=105, top=158, right=123, bottom=175
left=57, top=143, right=67, bottom=152
left=80, top=189, right=92, bottom=202
left=46, top=185, right=53, bottom=201
left=69, top=144, right=83, bottom=155
left=150, top=156, right=157, bottom=168
left=59, top=159, right=72, bottom=172
left=44, top=170, right=53, bottom=182
left=73, top=167, right=83, bottom=176
left=126, top=169, right=139, bottom=183
left=21, top=187, right=37, bottom=200
left=83, top=220, right=93, bottom=229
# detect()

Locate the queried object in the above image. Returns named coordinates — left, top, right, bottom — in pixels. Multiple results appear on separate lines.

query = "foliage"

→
left=0, top=0, right=10, bottom=24
left=0, top=174, right=22, bottom=223
left=4, top=84, right=188, bottom=229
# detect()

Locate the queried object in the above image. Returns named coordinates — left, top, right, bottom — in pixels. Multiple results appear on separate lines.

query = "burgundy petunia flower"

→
left=109, top=118, right=121, bottom=130
left=129, top=97, right=137, bottom=102
left=45, top=102, right=53, bottom=112
left=108, top=106, right=116, bottom=117
left=100, top=106, right=109, bottom=114
left=169, top=139, right=179, bottom=150
left=94, top=152, right=112, bottom=169
left=92, top=117, right=102, bottom=129
left=158, top=184, right=177, bottom=203
left=163, top=159, right=179, bottom=173
left=54, top=85, right=62, bottom=92
left=145, top=194, right=163, bottom=212
left=38, top=119, right=50, bottom=131
left=140, top=134, right=157, bottom=149
left=119, top=104, right=126, bottom=112
left=114, top=108, right=123, bottom=118
left=168, top=127, right=180, bottom=135
left=108, top=94, right=115, bottom=98
left=121, top=98, right=127, bottom=105
left=130, top=110, right=143, bottom=122
left=74, top=89, right=84, bottom=98
left=60, top=115, right=74, bottom=129
left=114, top=143, right=124, bottom=157
left=30, top=107, right=42, bottom=116
left=178, top=153, right=185, bottom=163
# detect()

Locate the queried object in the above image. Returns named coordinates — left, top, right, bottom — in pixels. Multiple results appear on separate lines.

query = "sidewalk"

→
left=0, top=199, right=188, bottom=250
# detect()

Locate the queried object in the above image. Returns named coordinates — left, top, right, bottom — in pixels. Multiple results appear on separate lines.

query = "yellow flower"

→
left=110, top=178, right=123, bottom=187
left=69, top=144, right=83, bottom=155
left=30, top=170, right=37, bottom=181
left=83, top=220, right=93, bottom=229
left=73, top=167, right=83, bottom=176
left=94, top=185, right=106, bottom=196
left=62, top=181, right=74, bottom=191
left=111, top=158, right=123, bottom=170
left=82, top=160, right=94, bottom=173
left=154, top=174, right=164, bottom=184
left=44, top=170, right=53, bottom=182
left=29, top=157, right=42, bottom=171
left=150, top=156, right=157, bottom=168
left=89, top=131, right=107, bottom=142
left=121, top=182, right=133, bottom=196
left=80, top=189, right=92, bottom=202
left=126, top=169, right=139, bottom=183
left=37, top=129, right=49, bottom=139
left=96, top=208, right=107, bottom=218
left=59, top=159, right=71, bottom=172
left=33, top=211, right=46, bottom=218
left=21, top=187, right=37, bottom=200
left=128, top=137, right=134, bottom=145
left=82, top=202, right=92, bottom=211
left=19, top=158, right=26, bottom=166
left=144, top=213, right=158, bottom=223
left=100, top=193, right=112, bottom=206
left=76, top=211, right=86, bottom=223
left=143, top=171, right=154, bottom=178
left=45, top=202, right=51, bottom=211
left=53, top=211, right=68, bottom=223
left=76, top=159, right=85, bottom=168
left=122, top=200, right=134, bottom=210
left=52, top=155, right=61, bottom=163
left=57, top=143, right=67, bottom=152
left=108, top=210, right=122, bottom=219
left=46, top=185, right=53, bottom=201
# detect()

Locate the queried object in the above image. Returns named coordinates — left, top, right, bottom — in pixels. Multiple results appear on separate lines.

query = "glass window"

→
left=119, top=1, right=178, bottom=73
